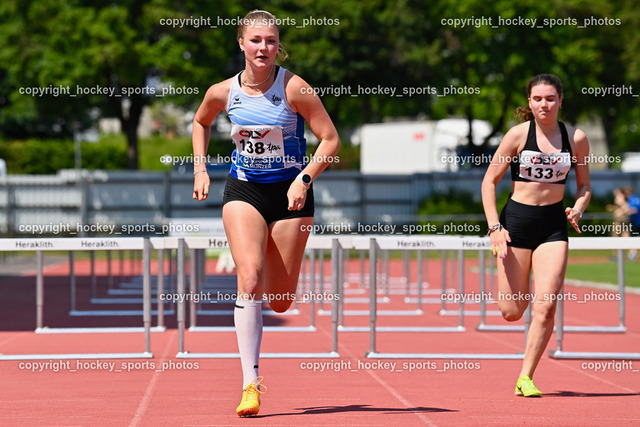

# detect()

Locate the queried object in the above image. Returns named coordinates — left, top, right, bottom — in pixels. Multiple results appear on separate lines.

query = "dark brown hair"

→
left=515, top=74, right=564, bottom=122
left=237, top=9, right=288, bottom=61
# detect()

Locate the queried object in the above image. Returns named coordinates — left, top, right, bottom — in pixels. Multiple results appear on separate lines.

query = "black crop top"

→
left=510, top=120, right=573, bottom=184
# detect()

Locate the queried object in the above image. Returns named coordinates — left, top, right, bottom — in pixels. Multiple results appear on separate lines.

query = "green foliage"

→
left=0, top=0, right=234, bottom=167
left=0, top=0, right=639, bottom=168
left=0, top=138, right=127, bottom=174
left=418, top=188, right=485, bottom=216
left=417, top=188, right=487, bottom=235
left=323, top=141, right=359, bottom=171
left=138, top=134, right=235, bottom=171
left=563, top=192, right=615, bottom=237
left=416, top=187, right=617, bottom=237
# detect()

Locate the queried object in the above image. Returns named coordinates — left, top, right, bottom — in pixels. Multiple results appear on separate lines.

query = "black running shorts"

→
left=499, top=197, right=568, bottom=251
left=222, top=175, right=314, bottom=225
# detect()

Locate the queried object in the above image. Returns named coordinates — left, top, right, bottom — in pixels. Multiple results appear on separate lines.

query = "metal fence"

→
left=1, top=169, right=639, bottom=236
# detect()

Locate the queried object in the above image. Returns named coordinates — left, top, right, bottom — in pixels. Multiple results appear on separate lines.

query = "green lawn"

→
left=565, top=260, right=640, bottom=288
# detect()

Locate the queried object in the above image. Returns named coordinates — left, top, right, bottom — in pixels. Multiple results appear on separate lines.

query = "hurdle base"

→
left=563, top=325, right=626, bottom=333
left=36, top=326, right=166, bottom=334
left=476, top=325, right=626, bottom=333
left=176, top=351, right=340, bottom=359
left=338, top=326, right=464, bottom=333
left=440, top=309, right=502, bottom=316
left=195, top=308, right=300, bottom=316
left=365, top=351, right=524, bottom=360
left=188, top=325, right=317, bottom=333
left=69, top=310, right=171, bottom=316
left=549, top=350, right=640, bottom=360
left=329, top=309, right=424, bottom=317
left=476, top=324, right=525, bottom=332
left=0, top=352, right=154, bottom=361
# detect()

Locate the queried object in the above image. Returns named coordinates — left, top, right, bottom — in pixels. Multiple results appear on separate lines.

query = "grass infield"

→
left=565, top=260, right=640, bottom=288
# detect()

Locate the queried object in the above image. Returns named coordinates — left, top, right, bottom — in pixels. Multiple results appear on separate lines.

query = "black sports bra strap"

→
left=558, top=122, right=572, bottom=157
left=524, top=120, right=537, bottom=151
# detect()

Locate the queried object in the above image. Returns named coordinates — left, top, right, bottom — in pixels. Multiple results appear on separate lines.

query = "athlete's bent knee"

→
left=498, top=301, right=527, bottom=322
left=502, top=311, right=524, bottom=322
left=269, top=300, right=293, bottom=313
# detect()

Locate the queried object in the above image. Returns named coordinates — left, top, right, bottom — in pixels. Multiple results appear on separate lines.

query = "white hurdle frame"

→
left=348, top=236, right=471, bottom=334
left=362, top=235, right=529, bottom=359
left=171, top=236, right=341, bottom=359
left=550, top=237, right=640, bottom=360
left=185, top=237, right=336, bottom=333
left=0, top=237, right=153, bottom=360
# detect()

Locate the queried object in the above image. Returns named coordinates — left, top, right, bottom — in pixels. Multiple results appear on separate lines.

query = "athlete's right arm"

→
left=481, top=124, right=525, bottom=258
left=192, top=81, right=230, bottom=201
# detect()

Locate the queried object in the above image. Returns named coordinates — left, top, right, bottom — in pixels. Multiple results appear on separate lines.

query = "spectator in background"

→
left=627, top=188, right=640, bottom=260
left=607, top=187, right=635, bottom=261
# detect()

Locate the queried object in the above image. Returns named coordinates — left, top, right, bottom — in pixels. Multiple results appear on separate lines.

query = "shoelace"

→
left=520, top=378, right=536, bottom=391
left=245, top=376, right=268, bottom=396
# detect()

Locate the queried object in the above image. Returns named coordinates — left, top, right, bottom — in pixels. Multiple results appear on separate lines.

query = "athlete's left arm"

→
left=565, top=128, right=592, bottom=232
left=285, top=73, right=341, bottom=209
left=286, top=73, right=340, bottom=179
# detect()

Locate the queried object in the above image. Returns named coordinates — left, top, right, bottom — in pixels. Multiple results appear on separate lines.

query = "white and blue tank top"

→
left=226, top=66, right=307, bottom=183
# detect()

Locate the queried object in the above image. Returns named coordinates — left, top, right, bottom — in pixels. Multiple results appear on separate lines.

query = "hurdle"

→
left=347, top=236, right=470, bottom=334
left=337, top=247, right=427, bottom=319
left=402, top=249, right=454, bottom=304
left=336, top=249, right=445, bottom=333
left=550, top=237, right=640, bottom=360
left=0, top=237, right=153, bottom=360
left=329, top=241, right=457, bottom=332
left=183, top=236, right=335, bottom=333
left=65, top=246, right=173, bottom=323
left=363, top=235, right=528, bottom=359
left=173, top=236, right=340, bottom=358
left=48, top=244, right=169, bottom=330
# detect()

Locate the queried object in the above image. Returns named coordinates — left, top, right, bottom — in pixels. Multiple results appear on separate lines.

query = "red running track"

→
left=0, top=255, right=639, bottom=426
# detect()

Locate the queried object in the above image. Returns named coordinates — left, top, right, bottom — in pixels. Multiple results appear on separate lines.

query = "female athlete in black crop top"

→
left=510, top=120, right=573, bottom=185
left=481, top=74, right=591, bottom=397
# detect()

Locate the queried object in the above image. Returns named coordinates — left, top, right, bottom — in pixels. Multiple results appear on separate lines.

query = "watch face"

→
left=302, top=174, right=311, bottom=184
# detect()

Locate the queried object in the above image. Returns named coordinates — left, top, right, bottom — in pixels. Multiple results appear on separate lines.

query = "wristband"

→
left=572, top=207, right=583, bottom=217
left=487, top=223, right=503, bottom=235
left=194, top=168, right=207, bottom=176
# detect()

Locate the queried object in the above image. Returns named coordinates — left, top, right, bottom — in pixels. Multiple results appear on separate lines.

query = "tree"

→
left=1, top=0, right=638, bottom=169
left=428, top=0, right=638, bottom=158
left=0, top=0, right=234, bottom=169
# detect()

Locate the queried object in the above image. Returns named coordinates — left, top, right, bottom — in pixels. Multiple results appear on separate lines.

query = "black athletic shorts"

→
left=222, top=175, right=314, bottom=225
left=499, top=197, right=568, bottom=251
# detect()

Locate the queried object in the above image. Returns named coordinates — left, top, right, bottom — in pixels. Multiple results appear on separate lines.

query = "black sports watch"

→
left=297, top=173, right=312, bottom=189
